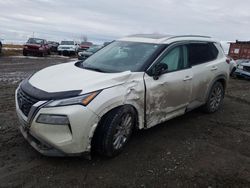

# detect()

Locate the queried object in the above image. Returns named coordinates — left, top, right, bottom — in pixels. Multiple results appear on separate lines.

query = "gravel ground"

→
left=0, top=56, right=250, bottom=188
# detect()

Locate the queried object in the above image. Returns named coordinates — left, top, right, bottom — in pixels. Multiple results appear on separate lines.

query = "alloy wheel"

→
left=209, top=86, right=223, bottom=111
left=113, top=113, right=133, bottom=150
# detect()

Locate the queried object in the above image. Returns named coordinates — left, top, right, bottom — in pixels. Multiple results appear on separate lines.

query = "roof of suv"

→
left=118, top=34, right=218, bottom=44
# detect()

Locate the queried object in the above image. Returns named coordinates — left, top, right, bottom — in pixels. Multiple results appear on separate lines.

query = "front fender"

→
left=87, top=75, right=145, bottom=129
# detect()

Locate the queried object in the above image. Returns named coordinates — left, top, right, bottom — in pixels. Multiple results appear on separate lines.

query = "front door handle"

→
left=183, top=76, right=193, bottom=81
left=211, top=66, right=218, bottom=71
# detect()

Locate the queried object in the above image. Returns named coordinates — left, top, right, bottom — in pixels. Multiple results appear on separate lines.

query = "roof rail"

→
left=167, top=35, right=211, bottom=40
left=126, top=34, right=172, bottom=39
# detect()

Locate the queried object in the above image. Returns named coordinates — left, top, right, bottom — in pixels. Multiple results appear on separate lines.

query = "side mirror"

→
left=152, top=63, right=168, bottom=80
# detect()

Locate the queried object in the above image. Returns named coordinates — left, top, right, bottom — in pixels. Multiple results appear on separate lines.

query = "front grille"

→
left=17, top=89, right=39, bottom=117
left=243, top=66, right=250, bottom=72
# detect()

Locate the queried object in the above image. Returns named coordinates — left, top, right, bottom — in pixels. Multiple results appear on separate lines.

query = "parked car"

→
left=78, top=41, right=93, bottom=52
left=78, top=45, right=103, bottom=60
left=57, top=41, right=79, bottom=55
left=0, top=40, right=2, bottom=54
left=23, top=38, right=50, bottom=56
left=48, top=41, right=59, bottom=52
left=234, top=59, right=250, bottom=79
left=227, top=57, right=237, bottom=76
left=15, top=34, right=229, bottom=158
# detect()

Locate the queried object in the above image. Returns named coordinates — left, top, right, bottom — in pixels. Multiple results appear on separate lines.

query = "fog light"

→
left=36, top=114, right=69, bottom=125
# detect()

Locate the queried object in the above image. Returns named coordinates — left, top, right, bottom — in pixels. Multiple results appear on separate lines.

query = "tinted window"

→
left=187, top=43, right=218, bottom=66
left=61, top=41, right=74, bottom=45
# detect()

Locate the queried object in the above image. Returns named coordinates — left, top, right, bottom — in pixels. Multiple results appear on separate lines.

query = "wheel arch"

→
left=97, top=103, right=140, bottom=129
left=90, top=104, right=140, bottom=154
left=205, top=74, right=227, bottom=101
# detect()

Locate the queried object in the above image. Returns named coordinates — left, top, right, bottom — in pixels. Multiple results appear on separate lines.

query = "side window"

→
left=158, top=45, right=189, bottom=72
left=160, top=46, right=182, bottom=72
left=187, top=43, right=219, bottom=66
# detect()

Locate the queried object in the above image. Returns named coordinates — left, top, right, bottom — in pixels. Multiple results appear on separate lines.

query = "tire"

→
left=203, top=82, right=224, bottom=113
left=92, top=105, right=136, bottom=157
left=23, top=51, right=27, bottom=56
left=58, top=51, right=61, bottom=55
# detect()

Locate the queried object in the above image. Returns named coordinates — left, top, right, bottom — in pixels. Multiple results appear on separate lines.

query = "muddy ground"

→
left=0, top=56, right=250, bottom=188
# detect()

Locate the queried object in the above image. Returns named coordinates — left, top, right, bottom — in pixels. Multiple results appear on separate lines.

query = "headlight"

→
left=237, top=65, right=243, bottom=70
left=46, top=91, right=100, bottom=107
left=36, top=114, right=69, bottom=125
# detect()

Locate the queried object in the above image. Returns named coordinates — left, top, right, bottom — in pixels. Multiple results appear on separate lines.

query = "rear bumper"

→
left=58, top=49, right=76, bottom=52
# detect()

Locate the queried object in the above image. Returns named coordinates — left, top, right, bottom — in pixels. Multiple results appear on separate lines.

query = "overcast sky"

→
left=0, top=0, right=249, bottom=44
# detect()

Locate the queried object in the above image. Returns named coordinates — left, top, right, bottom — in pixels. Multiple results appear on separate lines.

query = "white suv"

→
left=57, top=41, right=79, bottom=55
left=15, top=34, right=229, bottom=158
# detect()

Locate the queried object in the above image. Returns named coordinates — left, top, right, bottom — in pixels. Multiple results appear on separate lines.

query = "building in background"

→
left=228, top=40, right=250, bottom=60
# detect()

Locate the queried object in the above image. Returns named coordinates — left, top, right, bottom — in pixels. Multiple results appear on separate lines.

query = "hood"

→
left=28, top=62, right=132, bottom=94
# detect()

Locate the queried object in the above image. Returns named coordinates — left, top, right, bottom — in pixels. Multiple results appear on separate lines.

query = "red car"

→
left=78, top=41, right=93, bottom=52
left=23, top=38, right=50, bottom=56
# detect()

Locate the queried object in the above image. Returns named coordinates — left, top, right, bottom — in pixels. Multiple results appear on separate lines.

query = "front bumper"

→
left=234, top=69, right=250, bottom=79
left=15, top=90, right=100, bottom=157
left=23, top=48, right=45, bottom=54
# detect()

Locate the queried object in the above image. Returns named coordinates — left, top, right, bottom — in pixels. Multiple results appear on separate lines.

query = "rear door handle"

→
left=211, top=66, right=218, bottom=71
left=183, top=76, right=193, bottom=81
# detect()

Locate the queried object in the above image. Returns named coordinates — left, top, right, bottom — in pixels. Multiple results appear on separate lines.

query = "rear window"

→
left=61, top=41, right=74, bottom=45
left=187, top=43, right=219, bottom=66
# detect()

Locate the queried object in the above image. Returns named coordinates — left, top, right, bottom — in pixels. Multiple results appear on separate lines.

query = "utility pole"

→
left=32, top=32, right=34, bottom=38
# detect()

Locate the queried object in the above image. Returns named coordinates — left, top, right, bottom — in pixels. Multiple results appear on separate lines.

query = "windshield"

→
left=61, top=41, right=74, bottom=45
left=27, top=38, right=43, bottom=44
left=81, top=41, right=160, bottom=73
